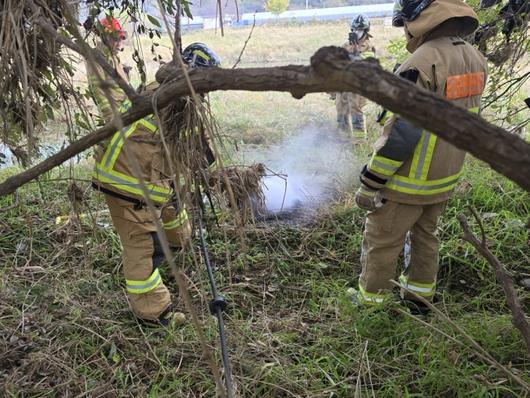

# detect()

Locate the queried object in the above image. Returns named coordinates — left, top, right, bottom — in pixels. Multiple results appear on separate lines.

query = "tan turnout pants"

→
left=335, top=92, right=367, bottom=134
left=359, top=200, right=446, bottom=303
left=106, top=195, right=191, bottom=320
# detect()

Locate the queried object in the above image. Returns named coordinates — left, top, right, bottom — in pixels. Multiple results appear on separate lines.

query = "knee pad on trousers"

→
left=150, top=232, right=165, bottom=269
left=352, top=114, right=364, bottom=131
left=162, top=207, right=192, bottom=249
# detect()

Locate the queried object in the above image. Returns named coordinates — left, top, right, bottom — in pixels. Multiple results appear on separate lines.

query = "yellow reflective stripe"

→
left=361, top=189, right=377, bottom=198
left=126, top=269, right=162, bottom=294
left=399, top=275, right=435, bottom=297
left=368, top=154, right=403, bottom=176
left=163, top=209, right=189, bottom=230
left=102, top=117, right=156, bottom=170
left=409, top=132, right=425, bottom=179
left=358, top=284, right=387, bottom=305
left=194, top=49, right=210, bottom=61
left=93, top=167, right=171, bottom=203
left=420, top=134, right=437, bottom=180
left=372, top=155, right=402, bottom=168
left=138, top=117, right=158, bottom=132
left=362, top=51, right=376, bottom=58
left=409, top=132, right=437, bottom=181
left=120, top=100, right=132, bottom=112
left=469, top=107, right=479, bottom=114
left=95, top=166, right=171, bottom=195
left=387, top=171, right=461, bottom=195
left=378, top=110, right=393, bottom=126
left=101, top=122, right=137, bottom=169
left=98, top=100, right=134, bottom=168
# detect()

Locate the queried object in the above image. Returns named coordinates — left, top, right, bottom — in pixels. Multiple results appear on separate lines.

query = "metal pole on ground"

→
left=197, top=211, right=234, bottom=398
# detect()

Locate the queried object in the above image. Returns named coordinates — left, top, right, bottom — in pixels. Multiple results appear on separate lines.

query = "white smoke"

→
left=240, top=124, right=361, bottom=217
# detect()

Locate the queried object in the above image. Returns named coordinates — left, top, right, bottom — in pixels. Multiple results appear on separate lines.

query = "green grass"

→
left=1, top=158, right=528, bottom=396
left=1, top=20, right=530, bottom=398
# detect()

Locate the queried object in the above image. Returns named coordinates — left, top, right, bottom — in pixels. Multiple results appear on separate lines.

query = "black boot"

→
left=352, top=113, right=364, bottom=132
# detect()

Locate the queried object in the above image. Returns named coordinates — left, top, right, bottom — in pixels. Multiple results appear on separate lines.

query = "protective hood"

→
left=404, top=0, right=479, bottom=52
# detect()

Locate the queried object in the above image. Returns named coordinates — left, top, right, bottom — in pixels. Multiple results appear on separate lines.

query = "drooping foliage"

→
left=0, top=0, right=189, bottom=164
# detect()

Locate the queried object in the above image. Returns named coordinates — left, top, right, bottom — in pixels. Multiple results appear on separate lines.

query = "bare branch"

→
left=232, top=14, right=255, bottom=69
left=458, top=214, right=530, bottom=355
left=468, top=206, right=487, bottom=245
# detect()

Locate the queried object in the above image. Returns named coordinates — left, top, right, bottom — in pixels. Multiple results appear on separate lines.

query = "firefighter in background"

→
left=334, top=14, right=376, bottom=138
left=350, top=0, right=487, bottom=312
left=87, top=16, right=220, bottom=326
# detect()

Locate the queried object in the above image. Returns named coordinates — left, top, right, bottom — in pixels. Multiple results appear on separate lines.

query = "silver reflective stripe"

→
left=372, top=159, right=399, bottom=173
left=362, top=295, right=384, bottom=303
left=415, top=132, right=432, bottom=179
left=144, top=116, right=157, bottom=127
left=401, top=282, right=433, bottom=293
left=390, top=175, right=460, bottom=191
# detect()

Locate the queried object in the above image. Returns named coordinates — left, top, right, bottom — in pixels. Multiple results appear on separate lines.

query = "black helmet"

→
left=182, top=43, right=221, bottom=68
left=351, top=14, right=370, bottom=31
left=392, top=0, right=435, bottom=27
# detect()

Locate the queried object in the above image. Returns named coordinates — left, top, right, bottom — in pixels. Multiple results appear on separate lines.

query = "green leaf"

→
left=147, top=14, right=161, bottom=28
left=181, top=0, right=193, bottom=19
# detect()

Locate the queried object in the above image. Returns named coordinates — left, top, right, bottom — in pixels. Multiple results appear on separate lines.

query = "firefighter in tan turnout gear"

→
left=87, top=17, right=220, bottom=326
left=334, top=14, right=376, bottom=138
left=350, top=0, right=488, bottom=311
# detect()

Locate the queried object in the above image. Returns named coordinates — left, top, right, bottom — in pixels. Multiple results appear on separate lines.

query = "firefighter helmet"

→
left=182, top=43, right=221, bottom=68
left=351, top=14, right=371, bottom=31
left=99, top=16, right=127, bottom=40
left=392, top=0, right=435, bottom=27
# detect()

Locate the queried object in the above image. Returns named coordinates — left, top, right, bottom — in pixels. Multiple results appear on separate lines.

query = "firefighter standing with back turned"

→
left=334, top=14, right=376, bottom=139
left=87, top=16, right=220, bottom=326
left=349, top=0, right=488, bottom=313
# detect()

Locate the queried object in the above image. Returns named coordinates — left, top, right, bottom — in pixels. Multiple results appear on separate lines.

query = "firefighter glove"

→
left=355, top=185, right=384, bottom=211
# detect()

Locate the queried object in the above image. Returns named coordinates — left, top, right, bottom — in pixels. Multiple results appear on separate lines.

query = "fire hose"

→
left=196, top=194, right=234, bottom=398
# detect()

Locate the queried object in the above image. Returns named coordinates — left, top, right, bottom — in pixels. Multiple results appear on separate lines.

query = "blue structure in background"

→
left=179, top=3, right=394, bottom=30
left=234, top=3, right=394, bottom=26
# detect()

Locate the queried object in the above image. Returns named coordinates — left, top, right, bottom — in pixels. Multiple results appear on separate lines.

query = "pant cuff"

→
left=357, top=283, right=388, bottom=305
left=399, top=274, right=436, bottom=298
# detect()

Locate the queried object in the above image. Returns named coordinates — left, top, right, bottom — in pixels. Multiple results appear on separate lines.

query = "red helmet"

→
left=100, top=16, right=127, bottom=40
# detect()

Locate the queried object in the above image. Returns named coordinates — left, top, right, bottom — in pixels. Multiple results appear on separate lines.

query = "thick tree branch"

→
left=1, top=46, right=529, bottom=197
left=458, top=213, right=530, bottom=355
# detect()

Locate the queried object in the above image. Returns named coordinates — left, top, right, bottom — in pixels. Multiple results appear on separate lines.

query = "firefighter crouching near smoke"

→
left=86, top=17, right=220, bottom=326
left=333, top=14, right=376, bottom=138
left=350, top=0, right=487, bottom=312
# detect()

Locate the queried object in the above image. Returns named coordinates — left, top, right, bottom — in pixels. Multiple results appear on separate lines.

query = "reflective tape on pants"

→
left=358, top=284, right=386, bottom=305
left=163, top=209, right=189, bottom=230
left=399, top=274, right=435, bottom=297
left=126, top=268, right=162, bottom=294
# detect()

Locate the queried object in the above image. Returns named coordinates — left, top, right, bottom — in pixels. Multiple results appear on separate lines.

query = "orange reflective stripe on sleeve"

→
left=445, top=72, right=485, bottom=100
